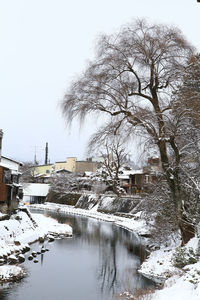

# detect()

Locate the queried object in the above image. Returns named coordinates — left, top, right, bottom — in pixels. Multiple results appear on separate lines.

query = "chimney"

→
left=45, top=142, right=48, bottom=165
left=0, top=129, right=3, bottom=162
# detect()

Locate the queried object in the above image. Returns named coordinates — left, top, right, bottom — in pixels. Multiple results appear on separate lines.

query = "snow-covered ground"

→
left=141, top=238, right=200, bottom=300
left=30, top=201, right=200, bottom=300
left=31, top=201, right=149, bottom=236
left=0, top=207, right=72, bottom=282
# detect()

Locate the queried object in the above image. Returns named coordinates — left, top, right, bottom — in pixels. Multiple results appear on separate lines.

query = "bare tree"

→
left=89, top=136, right=128, bottom=195
left=50, top=171, right=90, bottom=193
left=62, top=19, right=196, bottom=244
left=172, top=55, right=200, bottom=232
left=175, top=54, right=200, bottom=130
left=20, top=162, right=36, bottom=183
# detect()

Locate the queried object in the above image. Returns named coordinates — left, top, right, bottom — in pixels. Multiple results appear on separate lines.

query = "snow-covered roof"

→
left=55, top=168, right=72, bottom=173
left=0, top=162, right=10, bottom=169
left=1, top=155, right=22, bottom=165
left=34, top=173, right=50, bottom=178
left=11, top=169, right=22, bottom=175
left=118, top=169, right=144, bottom=179
left=84, top=171, right=93, bottom=176
left=123, top=169, right=143, bottom=175
left=23, top=183, right=50, bottom=197
left=118, top=174, right=129, bottom=179
left=13, top=183, right=22, bottom=187
left=0, top=156, right=22, bottom=172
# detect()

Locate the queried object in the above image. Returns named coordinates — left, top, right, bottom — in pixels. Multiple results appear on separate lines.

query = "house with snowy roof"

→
left=119, top=159, right=162, bottom=194
left=118, top=169, right=146, bottom=194
left=22, top=183, right=50, bottom=204
left=0, top=130, right=23, bottom=214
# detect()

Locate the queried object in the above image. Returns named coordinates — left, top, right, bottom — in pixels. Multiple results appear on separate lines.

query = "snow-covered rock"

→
left=0, top=265, right=24, bottom=282
left=0, top=206, right=73, bottom=282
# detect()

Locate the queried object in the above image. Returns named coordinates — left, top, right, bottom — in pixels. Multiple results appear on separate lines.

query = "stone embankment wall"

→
left=47, top=191, right=81, bottom=206
left=75, top=194, right=98, bottom=210
left=97, top=195, right=141, bottom=214
left=47, top=191, right=141, bottom=215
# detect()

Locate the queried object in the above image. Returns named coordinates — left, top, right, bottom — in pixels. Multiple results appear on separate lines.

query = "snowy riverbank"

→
left=0, top=207, right=72, bottom=282
left=30, top=201, right=200, bottom=300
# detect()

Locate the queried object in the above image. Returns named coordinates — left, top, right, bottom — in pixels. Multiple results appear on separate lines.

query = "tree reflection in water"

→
left=55, top=212, right=152, bottom=298
left=31, top=209, right=155, bottom=299
left=98, top=230, right=117, bottom=294
left=96, top=223, right=150, bottom=298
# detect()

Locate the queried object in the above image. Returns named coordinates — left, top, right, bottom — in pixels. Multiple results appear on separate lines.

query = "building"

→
left=75, top=159, right=99, bottom=173
left=55, top=157, right=77, bottom=172
left=54, top=157, right=99, bottom=174
left=119, top=169, right=145, bottom=194
left=32, top=164, right=54, bottom=176
left=0, top=130, right=3, bottom=158
left=147, top=157, right=162, bottom=172
left=22, top=183, right=50, bottom=204
left=30, top=164, right=54, bottom=183
left=119, top=157, right=162, bottom=194
left=0, top=130, right=23, bottom=213
left=0, top=157, right=22, bottom=213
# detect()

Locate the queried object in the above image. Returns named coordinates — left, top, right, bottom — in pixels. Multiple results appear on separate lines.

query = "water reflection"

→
left=40, top=210, right=154, bottom=299
left=1, top=210, right=155, bottom=300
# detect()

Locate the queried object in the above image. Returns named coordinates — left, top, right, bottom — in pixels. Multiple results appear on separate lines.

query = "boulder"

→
left=33, top=259, right=38, bottom=263
left=18, top=254, right=25, bottom=263
left=32, top=251, right=37, bottom=257
left=8, top=255, right=18, bottom=264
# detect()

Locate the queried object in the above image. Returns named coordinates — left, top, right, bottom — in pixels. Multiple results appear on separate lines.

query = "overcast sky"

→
left=0, top=0, right=199, bottom=164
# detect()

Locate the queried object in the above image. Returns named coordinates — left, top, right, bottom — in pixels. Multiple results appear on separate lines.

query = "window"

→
left=3, top=169, right=11, bottom=184
left=145, top=175, right=149, bottom=184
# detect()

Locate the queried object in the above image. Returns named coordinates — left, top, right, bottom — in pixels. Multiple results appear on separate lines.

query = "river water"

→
left=0, top=210, right=155, bottom=300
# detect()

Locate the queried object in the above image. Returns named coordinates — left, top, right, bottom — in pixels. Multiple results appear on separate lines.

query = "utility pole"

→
left=0, top=129, right=3, bottom=162
left=34, top=146, right=39, bottom=165
left=45, top=142, right=48, bottom=165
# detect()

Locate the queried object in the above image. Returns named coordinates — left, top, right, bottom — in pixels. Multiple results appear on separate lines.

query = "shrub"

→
left=172, top=243, right=200, bottom=268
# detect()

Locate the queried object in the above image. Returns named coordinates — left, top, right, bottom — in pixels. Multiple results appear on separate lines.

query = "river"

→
left=0, top=210, right=155, bottom=300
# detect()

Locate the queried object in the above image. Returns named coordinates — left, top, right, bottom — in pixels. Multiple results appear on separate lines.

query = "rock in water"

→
left=18, top=254, right=25, bottom=263
left=22, top=245, right=30, bottom=253
left=32, top=251, right=37, bottom=257
left=33, top=259, right=38, bottom=263
left=39, top=237, right=45, bottom=243
left=48, top=236, right=55, bottom=243
left=8, top=255, right=18, bottom=264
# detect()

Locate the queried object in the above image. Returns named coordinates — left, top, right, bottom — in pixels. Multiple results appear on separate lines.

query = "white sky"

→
left=0, top=0, right=199, bottom=164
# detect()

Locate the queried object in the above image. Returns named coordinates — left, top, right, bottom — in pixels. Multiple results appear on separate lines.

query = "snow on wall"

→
left=75, top=193, right=98, bottom=210
left=98, top=195, right=140, bottom=214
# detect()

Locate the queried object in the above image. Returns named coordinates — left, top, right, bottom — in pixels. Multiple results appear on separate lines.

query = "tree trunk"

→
left=158, top=140, right=195, bottom=246
left=168, top=174, right=195, bottom=246
left=171, top=175, right=195, bottom=246
left=179, top=214, right=195, bottom=246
